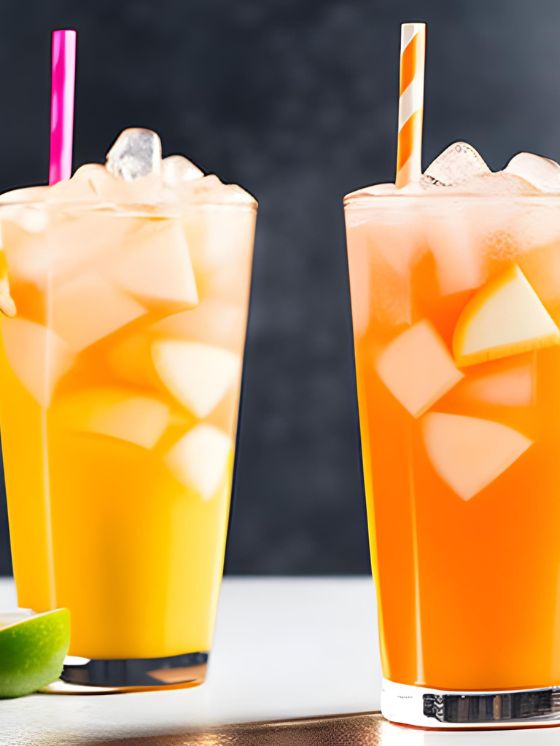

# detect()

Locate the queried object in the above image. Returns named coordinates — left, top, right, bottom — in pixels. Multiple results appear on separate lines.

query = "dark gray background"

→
left=0, top=0, right=558, bottom=575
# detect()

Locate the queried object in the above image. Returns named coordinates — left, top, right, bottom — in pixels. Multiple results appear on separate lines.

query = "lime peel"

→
left=0, top=608, right=70, bottom=698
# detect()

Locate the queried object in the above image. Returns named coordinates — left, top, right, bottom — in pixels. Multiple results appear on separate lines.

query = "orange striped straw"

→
left=395, top=23, right=426, bottom=188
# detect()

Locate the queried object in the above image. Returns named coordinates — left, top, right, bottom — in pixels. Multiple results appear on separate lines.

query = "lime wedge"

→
left=0, top=608, right=70, bottom=698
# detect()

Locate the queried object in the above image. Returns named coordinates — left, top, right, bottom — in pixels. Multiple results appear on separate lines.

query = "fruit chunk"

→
left=165, top=424, right=232, bottom=499
left=110, top=220, right=198, bottom=311
left=0, top=609, right=70, bottom=698
left=1, top=318, right=74, bottom=406
left=152, top=340, right=240, bottom=417
left=376, top=320, right=463, bottom=417
left=422, top=412, right=532, bottom=501
left=53, top=273, right=146, bottom=351
left=150, top=299, right=246, bottom=349
left=453, top=264, right=560, bottom=367
left=54, top=388, right=169, bottom=449
left=457, top=360, right=533, bottom=407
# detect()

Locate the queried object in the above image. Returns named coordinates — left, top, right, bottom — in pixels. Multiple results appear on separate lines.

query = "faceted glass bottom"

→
left=382, top=678, right=560, bottom=729
left=54, top=651, right=209, bottom=691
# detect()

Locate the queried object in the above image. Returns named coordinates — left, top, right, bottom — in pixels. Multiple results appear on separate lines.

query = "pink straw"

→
left=49, top=29, right=77, bottom=185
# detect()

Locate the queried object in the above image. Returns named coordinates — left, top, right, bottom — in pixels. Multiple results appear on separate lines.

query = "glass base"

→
left=59, top=651, right=208, bottom=690
left=382, top=678, right=560, bottom=729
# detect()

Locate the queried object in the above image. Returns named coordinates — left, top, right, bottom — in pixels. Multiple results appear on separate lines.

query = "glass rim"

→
left=343, top=191, right=560, bottom=209
left=0, top=197, right=257, bottom=214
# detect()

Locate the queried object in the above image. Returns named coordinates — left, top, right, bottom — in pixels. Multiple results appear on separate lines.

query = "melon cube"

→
left=422, top=412, right=532, bottom=501
left=453, top=264, right=560, bottom=366
left=150, top=299, right=246, bottom=349
left=54, top=388, right=169, bottom=449
left=376, top=320, right=463, bottom=417
left=165, top=424, right=232, bottom=499
left=152, top=339, right=240, bottom=417
left=458, top=360, right=533, bottom=407
left=109, top=220, right=198, bottom=311
left=1, top=318, right=74, bottom=407
left=52, top=273, right=146, bottom=351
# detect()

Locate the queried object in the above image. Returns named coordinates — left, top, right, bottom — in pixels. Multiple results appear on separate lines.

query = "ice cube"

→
left=1, top=318, right=74, bottom=406
left=106, top=128, right=162, bottom=182
left=422, top=412, right=532, bottom=500
left=424, top=213, right=487, bottom=295
left=505, top=152, right=560, bottom=192
left=364, top=216, right=421, bottom=277
left=422, top=142, right=490, bottom=187
left=457, top=360, right=533, bottom=407
left=109, top=219, right=198, bottom=312
left=152, top=339, right=240, bottom=417
left=347, top=196, right=420, bottom=319
left=182, top=200, right=255, bottom=273
left=53, top=388, right=169, bottom=448
left=367, top=252, right=413, bottom=327
left=179, top=174, right=256, bottom=206
left=377, top=320, right=463, bottom=417
left=49, top=164, right=109, bottom=201
left=3, top=208, right=147, bottom=287
left=346, top=230, right=371, bottom=337
left=165, top=424, right=231, bottom=499
left=451, top=172, right=536, bottom=195
left=162, top=155, right=204, bottom=185
left=150, top=299, right=246, bottom=349
left=0, top=186, right=49, bottom=235
left=52, top=273, right=146, bottom=351
left=519, top=244, right=560, bottom=311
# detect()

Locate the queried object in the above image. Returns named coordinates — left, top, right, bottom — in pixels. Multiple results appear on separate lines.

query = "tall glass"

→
left=0, top=196, right=256, bottom=688
left=345, top=190, right=560, bottom=728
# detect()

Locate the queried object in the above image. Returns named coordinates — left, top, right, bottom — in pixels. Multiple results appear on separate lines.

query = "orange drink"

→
left=345, top=156, right=560, bottom=726
left=0, top=129, right=256, bottom=688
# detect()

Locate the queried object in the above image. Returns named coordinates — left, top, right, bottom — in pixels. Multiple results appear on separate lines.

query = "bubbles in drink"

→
left=106, top=128, right=162, bottom=182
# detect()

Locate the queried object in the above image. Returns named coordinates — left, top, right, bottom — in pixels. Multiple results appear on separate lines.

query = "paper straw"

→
left=49, top=29, right=77, bottom=185
left=395, top=23, right=426, bottom=188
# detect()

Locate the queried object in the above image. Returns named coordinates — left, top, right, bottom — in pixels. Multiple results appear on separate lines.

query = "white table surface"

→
left=1, top=577, right=560, bottom=745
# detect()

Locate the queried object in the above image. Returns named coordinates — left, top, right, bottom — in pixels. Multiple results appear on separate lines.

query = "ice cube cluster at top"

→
left=1, top=128, right=256, bottom=208
left=348, top=141, right=560, bottom=198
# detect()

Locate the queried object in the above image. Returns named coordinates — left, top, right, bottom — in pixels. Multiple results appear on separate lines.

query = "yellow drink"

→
left=0, top=145, right=256, bottom=685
